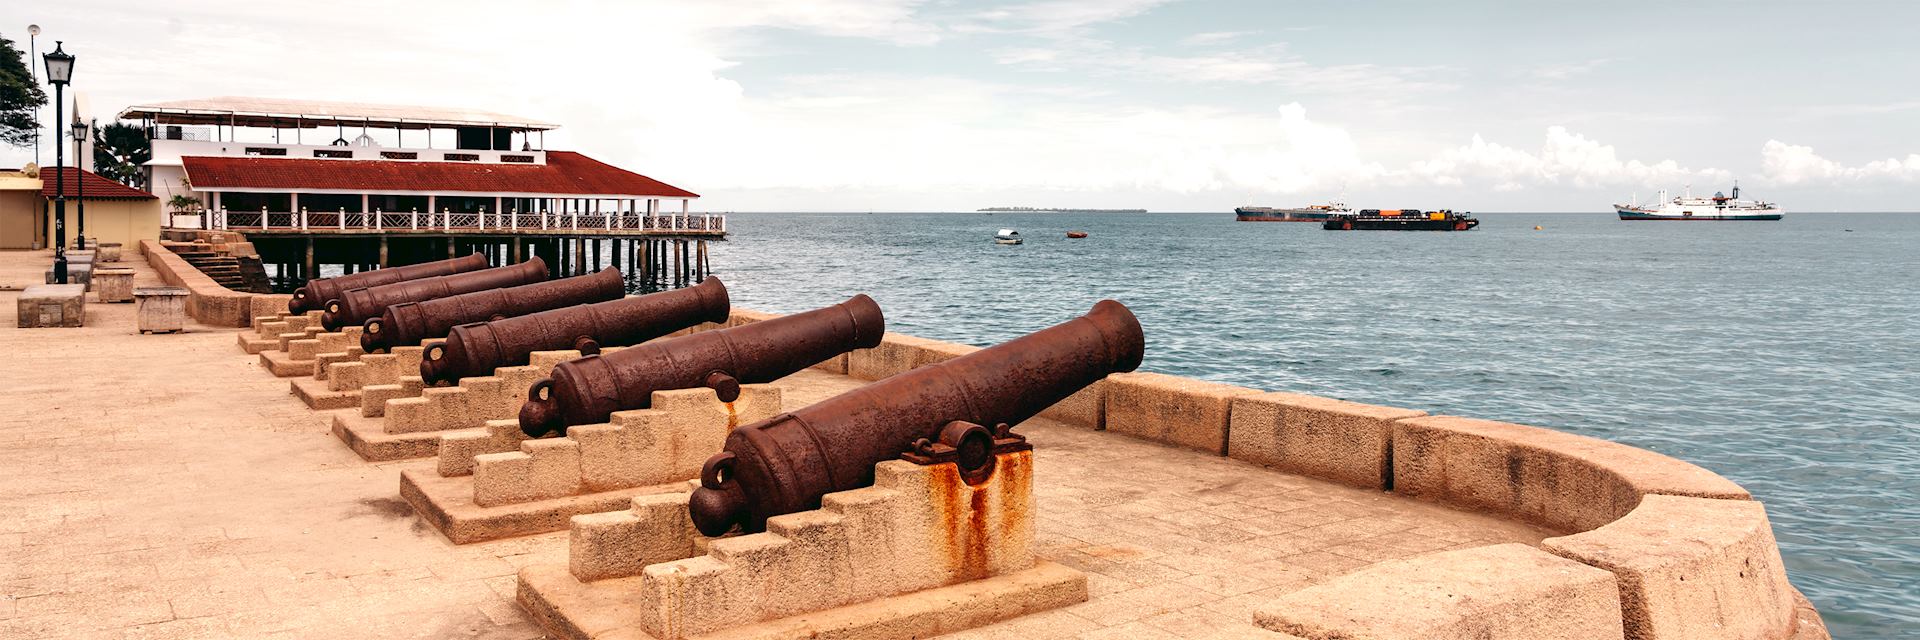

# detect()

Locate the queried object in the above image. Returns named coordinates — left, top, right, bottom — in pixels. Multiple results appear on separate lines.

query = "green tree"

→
left=93, top=121, right=150, bottom=188
left=0, top=33, right=47, bottom=148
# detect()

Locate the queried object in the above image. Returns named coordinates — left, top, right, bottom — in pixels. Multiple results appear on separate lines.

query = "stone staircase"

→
left=175, top=250, right=252, bottom=291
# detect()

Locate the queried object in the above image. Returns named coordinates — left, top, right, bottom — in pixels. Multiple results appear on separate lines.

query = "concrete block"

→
left=569, top=493, right=703, bottom=582
left=1105, top=372, right=1260, bottom=455
left=1039, top=379, right=1107, bottom=429
left=1228, top=392, right=1427, bottom=490
left=1544, top=496, right=1795, bottom=640
left=848, top=332, right=970, bottom=381
left=92, top=268, right=136, bottom=303
left=614, top=451, right=1051, bottom=639
left=17, top=284, right=87, bottom=328
left=473, top=439, right=583, bottom=507
left=1392, top=416, right=1750, bottom=533
left=95, top=242, right=123, bottom=262
left=134, top=286, right=188, bottom=333
left=1255, top=543, right=1624, bottom=640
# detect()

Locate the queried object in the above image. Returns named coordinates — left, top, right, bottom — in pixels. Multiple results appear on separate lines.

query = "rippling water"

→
left=690, top=211, right=1917, bottom=636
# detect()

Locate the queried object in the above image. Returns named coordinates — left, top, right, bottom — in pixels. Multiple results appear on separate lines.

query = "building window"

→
left=500, top=154, right=535, bottom=163
left=244, top=147, right=288, bottom=156
left=381, top=151, right=419, bottom=160
left=443, top=153, right=480, bottom=162
left=313, top=149, right=354, bottom=159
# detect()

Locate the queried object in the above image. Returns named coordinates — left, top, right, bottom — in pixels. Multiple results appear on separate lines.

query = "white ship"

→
left=1615, top=183, right=1783, bottom=221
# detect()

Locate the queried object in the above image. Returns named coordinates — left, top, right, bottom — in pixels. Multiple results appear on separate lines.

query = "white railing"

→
left=208, top=208, right=726, bottom=234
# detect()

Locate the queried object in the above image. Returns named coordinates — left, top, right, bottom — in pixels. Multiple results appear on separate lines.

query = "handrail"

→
left=204, top=208, right=726, bottom=234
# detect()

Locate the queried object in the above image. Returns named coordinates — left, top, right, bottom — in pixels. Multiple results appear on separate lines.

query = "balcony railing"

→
left=201, top=208, right=727, bottom=234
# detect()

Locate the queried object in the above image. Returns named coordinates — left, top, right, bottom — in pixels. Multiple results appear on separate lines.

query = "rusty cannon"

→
left=518, top=294, right=885, bottom=438
left=319, top=258, right=550, bottom=331
left=360, top=267, right=626, bottom=353
left=289, top=253, right=487, bottom=315
left=419, top=277, right=732, bottom=386
left=688, top=299, right=1144, bottom=536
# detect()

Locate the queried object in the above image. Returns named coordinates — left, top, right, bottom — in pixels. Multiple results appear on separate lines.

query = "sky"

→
left=2, top=0, right=1917, bottom=212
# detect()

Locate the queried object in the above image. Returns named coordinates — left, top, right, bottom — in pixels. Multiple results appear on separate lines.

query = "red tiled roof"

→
left=40, top=167, right=159, bottom=200
left=181, top=151, right=699, bottom=199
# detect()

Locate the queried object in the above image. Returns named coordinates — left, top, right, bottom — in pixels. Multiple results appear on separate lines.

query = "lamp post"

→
left=27, top=25, right=39, bottom=166
left=43, top=42, right=74, bottom=283
left=73, top=119, right=89, bottom=250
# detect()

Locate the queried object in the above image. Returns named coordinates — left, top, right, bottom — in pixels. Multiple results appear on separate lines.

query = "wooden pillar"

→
left=513, top=237, right=522, bottom=263
left=304, top=238, right=316, bottom=283
left=592, top=238, right=602, bottom=272
left=611, top=238, right=622, bottom=272
left=672, top=240, right=684, bottom=287
left=379, top=236, right=389, bottom=268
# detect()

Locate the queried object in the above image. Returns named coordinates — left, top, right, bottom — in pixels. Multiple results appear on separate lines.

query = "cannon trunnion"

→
left=290, top=253, right=487, bottom=314
left=419, top=277, right=732, bottom=386
left=688, top=299, right=1144, bottom=537
left=320, top=258, right=548, bottom=331
left=361, top=268, right=625, bottom=353
left=518, top=294, right=885, bottom=438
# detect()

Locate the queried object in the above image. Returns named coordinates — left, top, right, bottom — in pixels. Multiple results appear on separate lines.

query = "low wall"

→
left=141, top=239, right=288, bottom=328
left=767, top=309, right=1823, bottom=640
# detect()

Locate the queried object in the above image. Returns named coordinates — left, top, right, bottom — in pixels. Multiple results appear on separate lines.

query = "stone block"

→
left=617, top=452, right=1050, bottom=639
left=92, top=268, right=136, bottom=303
left=1544, top=495, right=1795, bottom=640
left=1104, top=372, right=1260, bottom=454
left=46, top=263, right=92, bottom=287
left=473, top=438, right=584, bottom=508
left=1039, top=379, right=1107, bottom=429
left=134, top=286, right=188, bottom=333
left=569, top=493, right=703, bottom=582
left=17, top=284, right=87, bottom=328
left=1255, top=543, right=1624, bottom=640
left=1392, top=416, right=1749, bottom=533
left=848, top=332, right=973, bottom=381
left=95, top=242, right=123, bottom=262
left=1228, top=392, right=1427, bottom=490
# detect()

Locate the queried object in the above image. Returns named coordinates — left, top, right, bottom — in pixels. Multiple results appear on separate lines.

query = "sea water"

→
left=672, top=211, right=1915, bottom=635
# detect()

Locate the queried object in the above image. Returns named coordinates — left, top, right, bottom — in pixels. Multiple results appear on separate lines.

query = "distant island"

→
left=977, top=207, right=1148, bottom=213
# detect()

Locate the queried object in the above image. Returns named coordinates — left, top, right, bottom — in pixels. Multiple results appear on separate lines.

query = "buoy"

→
left=1066, top=231, right=1088, bottom=239
left=1534, top=225, right=1543, bottom=230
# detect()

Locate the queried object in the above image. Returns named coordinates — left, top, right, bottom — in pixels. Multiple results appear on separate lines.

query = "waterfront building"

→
left=119, top=97, right=722, bottom=287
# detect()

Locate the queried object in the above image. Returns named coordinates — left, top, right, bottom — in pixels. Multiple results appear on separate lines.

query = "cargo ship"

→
left=1235, top=202, right=1351, bottom=222
left=1322, top=209, right=1478, bottom=231
left=1614, top=183, right=1783, bottom=220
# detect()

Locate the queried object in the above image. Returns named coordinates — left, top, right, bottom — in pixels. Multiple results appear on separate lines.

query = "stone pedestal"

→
left=400, top=385, right=781, bottom=544
left=134, top=286, right=189, bottom=334
left=65, top=250, right=97, bottom=264
left=17, top=284, right=87, bottom=328
left=96, top=242, right=123, bottom=262
left=518, top=450, right=1086, bottom=640
left=46, top=263, right=93, bottom=288
left=93, top=268, right=136, bottom=303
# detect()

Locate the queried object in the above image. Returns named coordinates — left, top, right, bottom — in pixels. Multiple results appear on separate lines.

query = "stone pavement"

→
left=0, top=248, right=1546, bottom=639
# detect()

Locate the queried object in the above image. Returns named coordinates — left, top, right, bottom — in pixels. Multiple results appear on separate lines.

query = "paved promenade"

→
left=1, top=248, right=1546, bottom=639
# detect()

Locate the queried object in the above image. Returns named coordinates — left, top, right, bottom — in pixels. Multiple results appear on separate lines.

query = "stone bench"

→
left=93, top=268, right=136, bottom=303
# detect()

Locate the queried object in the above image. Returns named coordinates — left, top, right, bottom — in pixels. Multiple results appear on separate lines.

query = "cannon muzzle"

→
left=688, top=299, right=1143, bottom=537
left=361, top=268, right=624, bottom=353
left=518, top=294, right=885, bottom=438
left=289, top=253, right=487, bottom=314
left=420, top=277, right=731, bottom=386
left=320, top=258, right=547, bottom=331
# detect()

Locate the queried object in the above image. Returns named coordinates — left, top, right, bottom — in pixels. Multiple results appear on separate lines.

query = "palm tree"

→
left=93, top=121, right=150, bottom=189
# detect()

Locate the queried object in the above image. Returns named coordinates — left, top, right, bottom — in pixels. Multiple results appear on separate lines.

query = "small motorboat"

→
left=994, top=229, right=1023, bottom=245
left=1066, top=231, right=1088, bottom=239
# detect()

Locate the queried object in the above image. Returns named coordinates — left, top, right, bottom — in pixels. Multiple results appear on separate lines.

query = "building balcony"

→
left=181, top=209, right=726, bottom=238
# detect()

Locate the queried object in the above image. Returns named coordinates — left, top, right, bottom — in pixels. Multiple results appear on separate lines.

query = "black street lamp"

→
left=73, top=118, right=88, bottom=250
left=43, top=41, right=74, bottom=283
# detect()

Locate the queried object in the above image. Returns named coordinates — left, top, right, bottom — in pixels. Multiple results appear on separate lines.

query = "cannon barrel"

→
left=320, top=258, right=548, bottom=331
left=289, top=253, right=487, bottom=314
left=688, top=299, right=1144, bottom=536
left=519, top=294, right=885, bottom=438
left=361, top=268, right=625, bottom=353
left=420, top=277, right=731, bottom=386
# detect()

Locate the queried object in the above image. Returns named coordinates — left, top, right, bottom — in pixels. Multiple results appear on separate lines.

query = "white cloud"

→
left=1528, top=58, right=1614, bottom=81
left=1181, top=31, right=1255, bottom=46
left=1760, top=140, right=1920, bottom=185
left=1407, top=127, right=1725, bottom=191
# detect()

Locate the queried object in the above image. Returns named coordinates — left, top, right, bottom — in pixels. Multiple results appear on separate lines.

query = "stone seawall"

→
left=141, top=239, right=288, bottom=328
left=730, top=308, right=1828, bottom=640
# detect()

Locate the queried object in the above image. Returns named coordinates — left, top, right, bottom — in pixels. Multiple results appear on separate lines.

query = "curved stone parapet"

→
left=1391, top=415, right=1750, bottom=533
left=1543, top=495, right=1804, bottom=640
